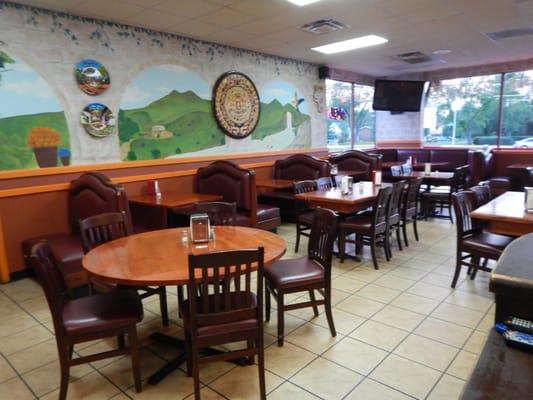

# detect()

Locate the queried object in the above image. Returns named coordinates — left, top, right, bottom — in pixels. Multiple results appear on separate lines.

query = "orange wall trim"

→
left=376, top=140, right=423, bottom=149
left=0, top=160, right=276, bottom=199
left=0, top=148, right=328, bottom=181
left=0, top=217, right=9, bottom=283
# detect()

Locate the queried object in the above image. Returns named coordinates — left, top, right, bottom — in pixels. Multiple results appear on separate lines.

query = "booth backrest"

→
left=489, top=150, right=533, bottom=177
left=329, top=150, right=381, bottom=179
left=196, top=160, right=256, bottom=215
left=68, top=172, right=132, bottom=234
left=273, top=154, right=330, bottom=181
left=397, top=149, right=430, bottom=163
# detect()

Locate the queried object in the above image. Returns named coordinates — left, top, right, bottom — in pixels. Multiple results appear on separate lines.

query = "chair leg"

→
left=309, top=290, right=319, bottom=317
left=265, top=285, right=271, bottom=322
left=117, top=335, right=125, bottom=349
left=324, top=287, right=336, bottom=337
left=384, top=233, right=391, bottom=261
left=177, top=285, right=184, bottom=318
left=413, top=217, right=419, bottom=242
left=370, top=239, right=379, bottom=270
left=185, top=331, right=192, bottom=377
left=396, top=227, right=403, bottom=251
left=191, top=342, right=200, bottom=400
left=451, top=251, right=463, bottom=288
left=129, top=328, right=142, bottom=393
left=295, top=224, right=301, bottom=253
left=257, top=331, right=266, bottom=400
left=58, top=345, right=70, bottom=400
left=277, top=291, right=285, bottom=347
left=159, top=286, right=169, bottom=326
left=402, top=221, right=409, bottom=247
left=449, top=203, right=454, bottom=224
left=339, top=228, right=346, bottom=263
left=247, top=339, right=255, bottom=365
left=470, top=256, right=481, bottom=280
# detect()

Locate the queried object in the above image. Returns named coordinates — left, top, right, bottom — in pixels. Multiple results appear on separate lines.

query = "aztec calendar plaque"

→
left=213, top=71, right=260, bottom=139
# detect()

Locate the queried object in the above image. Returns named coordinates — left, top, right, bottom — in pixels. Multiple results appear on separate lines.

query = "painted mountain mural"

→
left=0, top=50, right=69, bottom=170
left=118, top=88, right=310, bottom=161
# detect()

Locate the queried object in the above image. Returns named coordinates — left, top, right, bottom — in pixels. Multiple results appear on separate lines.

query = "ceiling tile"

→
left=196, top=7, right=260, bottom=29
left=153, top=0, right=222, bottom=18
left=124, top=9, right=188, bottom=30
left=71, top=0, right=145, bottom=20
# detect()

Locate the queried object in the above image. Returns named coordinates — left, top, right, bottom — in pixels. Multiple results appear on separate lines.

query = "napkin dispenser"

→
left=190, top=213, right=210, bottom=243
left=525, top=187, right=533, bottom=213
left=341, top=176, right=353, bottom=195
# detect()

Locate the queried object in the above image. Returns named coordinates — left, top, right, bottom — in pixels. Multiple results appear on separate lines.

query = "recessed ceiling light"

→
left=433, top=49, right=451, bottom=55
left=311, top=35, right=388, bottom=54
left=286, top=0, right=322, bottom=6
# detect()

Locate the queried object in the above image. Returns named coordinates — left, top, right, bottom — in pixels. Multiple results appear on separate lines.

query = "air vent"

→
left=300, top=19, right=348, bottom=35
left=486, top=27, right=533, bottom=40
left=394, top=51, right=433, bottom=64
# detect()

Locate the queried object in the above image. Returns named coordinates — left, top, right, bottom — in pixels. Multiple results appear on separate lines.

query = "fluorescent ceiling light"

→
left=286, top=0, right=322, bottom=6
left=311, top=35, right=388, bottom=54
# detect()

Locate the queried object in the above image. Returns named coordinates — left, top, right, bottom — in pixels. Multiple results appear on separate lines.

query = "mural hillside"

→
left=0, top=50, right=69, bottom=170
left=118, top=66, right=311, bottom=160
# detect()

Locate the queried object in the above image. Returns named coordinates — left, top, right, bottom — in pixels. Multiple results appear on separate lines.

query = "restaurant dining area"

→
left=1, top=1, right=533, bottom=400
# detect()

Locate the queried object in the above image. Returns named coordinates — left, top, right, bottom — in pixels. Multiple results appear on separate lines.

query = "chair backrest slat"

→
left=452, top=190, right=477, bottom=238
left=373, top=186, right=393, bottom=228
left=452, top=165, right=469, bottom=193
left=404, top=177, right=423, bottom=213
left=389, top=180, right=406, bottom=218
left=316, top=177, right=334, bottom=190
left=470, top=184, right=492, bottom=207
left=194, top=201, right=237, bottom=226
left=187, top=248, right=264, bottom=331
left=79, top=212, right=130, bottom=253
left=307, top=208, right=338, bottom=273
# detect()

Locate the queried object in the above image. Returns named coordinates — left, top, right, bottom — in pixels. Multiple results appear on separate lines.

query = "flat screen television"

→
left=372, top=80, right=426, bottom=112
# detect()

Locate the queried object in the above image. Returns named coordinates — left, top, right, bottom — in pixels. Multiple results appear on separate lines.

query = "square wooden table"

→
left=470, top=191, right=533, bottom=237
left=129, top=192, right=223, bottom=229
left=295, top=182, right=392, bottom=214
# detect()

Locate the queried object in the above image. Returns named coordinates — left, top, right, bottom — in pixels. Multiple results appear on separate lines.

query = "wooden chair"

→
left=294, top=180, right=318, bottom=252
left=29, top=241, right=143, bottom=400
left=421, top=165, right=469, bottom=223
left=400, top=177, right=423, bottom=247
left=316, top=176, right=334, bottom=190
left=470, top=184, right=492, bottom=207
left=451, top=191, right=514, bottom=288
left=182, top=248, right=266, bottom=400
left=339, top=186, right=393, bottom=269
left=386, top=180, right=407, bottom=256
left=194, top=201, right=237, bottom=226
left=265, top=208, right=338, bottom=346
left=79, top=212, right=169, bottom=326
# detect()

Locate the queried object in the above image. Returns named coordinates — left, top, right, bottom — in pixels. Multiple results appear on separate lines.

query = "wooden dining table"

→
left=295, top=181, right=392, bottom=214
left=83, top=225, right=286, bottom=384
left=129, top=191, right=223, bottom=229
left=471, top=191, right=533, bottom=237
left=255, top=178, right=294, bottom=190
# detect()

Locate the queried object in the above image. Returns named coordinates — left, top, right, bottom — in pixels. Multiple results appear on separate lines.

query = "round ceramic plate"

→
left=80, top=103, right=115, bottom=138
left=74, top=59, right=110, bottom=96
left=213, top=71, right=260, bottom=139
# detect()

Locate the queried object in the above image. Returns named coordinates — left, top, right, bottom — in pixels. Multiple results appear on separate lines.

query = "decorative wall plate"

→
left=80, top=103, right=115, bottom=138
left=74, top=59, right=110, bottom=95
left=213, top=71, right=260, bottom=139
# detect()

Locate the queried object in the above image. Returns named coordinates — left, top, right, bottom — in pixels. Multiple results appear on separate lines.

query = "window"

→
left=501, top=71, right=533, bottom=147
left=423, top=69, right=532, bottom=147
left=326, top=79, right=375, bottom=151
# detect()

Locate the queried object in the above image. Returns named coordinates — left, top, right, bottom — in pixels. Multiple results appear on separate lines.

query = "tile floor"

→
left=0, top=219, right=495, bottom=399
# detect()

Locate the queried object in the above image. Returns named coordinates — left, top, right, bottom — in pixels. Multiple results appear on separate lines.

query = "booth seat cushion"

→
left=256, top=204, right=280, bottom=222
left=22, top=233, right=86, bottom=287
left=488, top=176, right=511, bottom=196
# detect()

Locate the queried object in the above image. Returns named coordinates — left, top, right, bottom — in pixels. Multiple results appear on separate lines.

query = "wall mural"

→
left=0, top=50, right=70, bottom=170
left=118, top=67, right=311, bottom=161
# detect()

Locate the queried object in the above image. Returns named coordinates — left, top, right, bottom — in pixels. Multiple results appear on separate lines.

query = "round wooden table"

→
left=83, top=226, right=286, bottom=286
left=82, top=226, right=286, bottom=385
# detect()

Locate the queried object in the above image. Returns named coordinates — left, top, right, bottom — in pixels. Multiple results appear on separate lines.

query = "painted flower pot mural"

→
left=27, top=127, right=62, bottom=168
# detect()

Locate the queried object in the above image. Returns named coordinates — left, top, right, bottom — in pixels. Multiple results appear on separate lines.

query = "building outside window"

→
left=326, top=79, right=375, bottom=151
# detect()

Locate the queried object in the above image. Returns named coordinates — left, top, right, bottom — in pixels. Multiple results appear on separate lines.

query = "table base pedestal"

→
left=147, top=332, right=250, bottom=385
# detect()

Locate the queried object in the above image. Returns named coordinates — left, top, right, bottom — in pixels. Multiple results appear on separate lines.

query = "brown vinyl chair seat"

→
left=181, top=292, right=258, bottom=337
left=264, top=258, right=325, bottom=289
left=462, top=232, right=514, bottom=258
left=256, top=204, right=281, bottom=222
left=297, top=210, right=315, bottom=225
left=340, top=215, right=374, bottom=234
left=63, top=290, right=143, bottom=335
